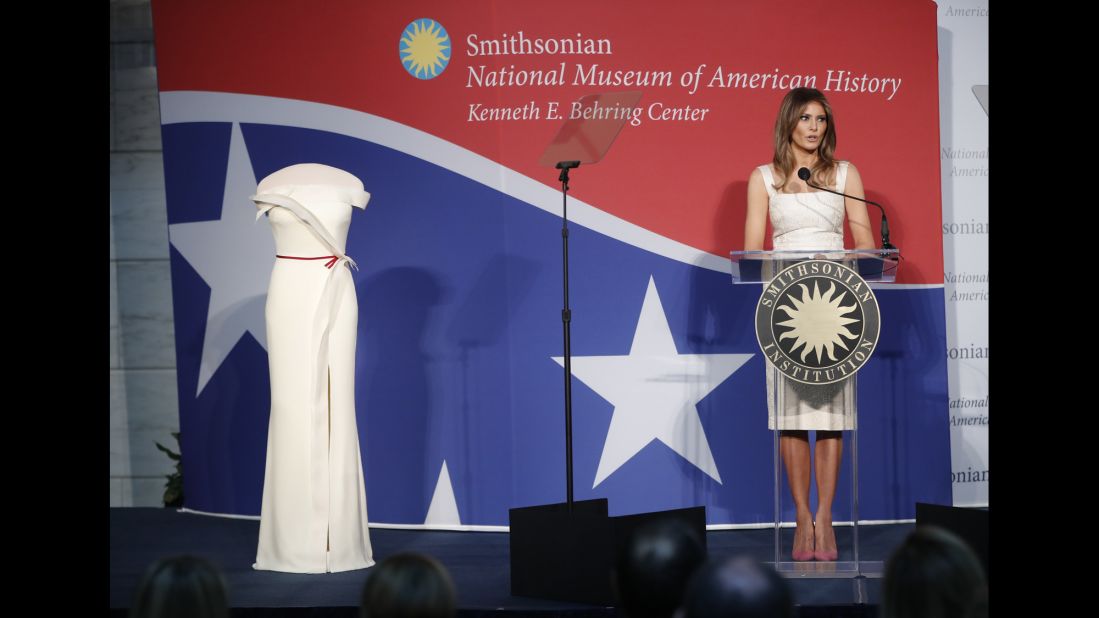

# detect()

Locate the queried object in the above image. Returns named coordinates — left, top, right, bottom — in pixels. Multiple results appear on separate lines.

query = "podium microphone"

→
left=556, top=160, right=580, bottom=184
left=798, top=167, right=896, bottom=251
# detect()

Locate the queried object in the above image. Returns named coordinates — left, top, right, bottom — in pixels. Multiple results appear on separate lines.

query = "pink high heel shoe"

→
left=793, top=548, right=815, bottom=561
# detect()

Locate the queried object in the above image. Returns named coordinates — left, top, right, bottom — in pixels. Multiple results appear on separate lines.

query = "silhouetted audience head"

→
left=681, top=555, right=793, bottom=618
left=360, top=552, right=456, bottom=618
left=130, top=555, right=229, bottom=618
left=615, top=518, right=707, bottom=618
left=883, top=525, right=988, bottom=618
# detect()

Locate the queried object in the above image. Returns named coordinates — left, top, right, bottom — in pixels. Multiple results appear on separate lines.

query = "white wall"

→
left=110, top=0, right=179, bottom=507
left=936, top=0, right=989, bottom=507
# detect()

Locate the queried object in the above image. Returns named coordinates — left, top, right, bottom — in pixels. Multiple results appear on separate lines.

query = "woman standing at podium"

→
left=743, top=87, right=875, bottom=561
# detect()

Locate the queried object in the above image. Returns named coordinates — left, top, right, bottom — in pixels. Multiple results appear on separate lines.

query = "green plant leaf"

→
left=154, top=442, right=181, bottom=460
left=157, top=433, right=184, bottom=507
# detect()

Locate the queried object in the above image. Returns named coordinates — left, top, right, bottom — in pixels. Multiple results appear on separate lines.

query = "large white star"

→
left=168, top=123, right=274, bottom=396
left=554, top=276, right=753, bottom=488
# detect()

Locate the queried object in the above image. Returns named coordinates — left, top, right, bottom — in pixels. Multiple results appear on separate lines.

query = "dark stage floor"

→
left=110, top=508, right=912, bottom=615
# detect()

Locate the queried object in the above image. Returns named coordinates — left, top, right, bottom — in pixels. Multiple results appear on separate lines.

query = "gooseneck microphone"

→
left=798, top=167, right=895, bottom=251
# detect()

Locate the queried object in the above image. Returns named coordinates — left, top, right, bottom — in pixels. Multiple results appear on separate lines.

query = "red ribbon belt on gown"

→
left=276, top=255, right=340, bottom=269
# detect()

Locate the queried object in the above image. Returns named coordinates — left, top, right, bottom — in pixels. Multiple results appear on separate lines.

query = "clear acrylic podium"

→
left=730, top=249, right=899, bottom=589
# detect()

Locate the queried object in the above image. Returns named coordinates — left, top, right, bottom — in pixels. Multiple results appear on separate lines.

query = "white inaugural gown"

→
left=251, top=180, right=374, bottom=573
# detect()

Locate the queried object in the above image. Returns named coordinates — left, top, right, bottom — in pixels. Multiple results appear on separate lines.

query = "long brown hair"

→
left=771, top=87, right=837, bottom=192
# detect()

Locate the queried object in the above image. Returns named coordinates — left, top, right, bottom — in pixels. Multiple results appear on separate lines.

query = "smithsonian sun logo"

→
left=399, top=18, right=451, bottom=79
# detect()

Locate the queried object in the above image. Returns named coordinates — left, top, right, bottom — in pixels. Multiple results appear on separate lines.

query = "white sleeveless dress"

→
left=758, top=163, right=856, bottom=431
left=251, top=181, right=374, bottom=573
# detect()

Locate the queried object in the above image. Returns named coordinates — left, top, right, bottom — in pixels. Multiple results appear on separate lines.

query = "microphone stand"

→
left=555, top=159, right=580, bottom=511
left=799, top=169, right=897, bottom=252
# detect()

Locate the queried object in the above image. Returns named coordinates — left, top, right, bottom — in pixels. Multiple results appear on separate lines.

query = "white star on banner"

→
left=425, top=460, right=462, bottom=527
left=167, top=123, right=274, bottom=397
left=554, top=276, right=753, bottom=488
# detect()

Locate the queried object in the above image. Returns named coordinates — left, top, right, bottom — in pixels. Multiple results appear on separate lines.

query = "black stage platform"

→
left=111, top=508, right=912, bottom=617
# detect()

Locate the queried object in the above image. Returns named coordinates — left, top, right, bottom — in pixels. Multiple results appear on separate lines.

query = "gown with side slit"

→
left=251, top=176, right=374, bottom=573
